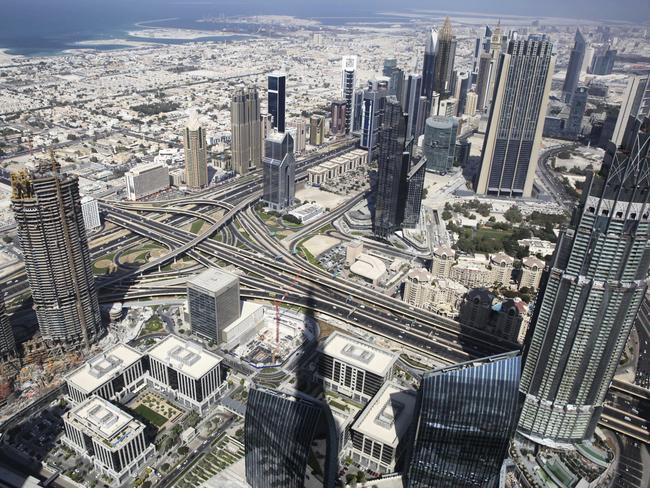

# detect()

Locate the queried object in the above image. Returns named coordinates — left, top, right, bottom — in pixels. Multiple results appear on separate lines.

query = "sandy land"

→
left=128, top=28, right=248, bottom=40
left=74, top=38, right=157, bottom=48
left=295, top=185, right=350, bottom=210
left=0, top=49, right=21, bottom=65
left=303, top=235, right=340, bottom=258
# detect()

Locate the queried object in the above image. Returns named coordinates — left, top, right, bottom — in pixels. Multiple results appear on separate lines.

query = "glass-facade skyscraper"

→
left=262, top=132, right=295, bottom=211
left=562, top=29, right=586, bottom=103
left=405, top=351, right=521, bottom=488
left=421, top=28, right=438, bottom=103
left=0, top=288, right=16, bottom=361
left=518, top=116, right=650, bottom=446
left=245, top=388, right=333, bottom=488
left=432, top=17, right=457, bottom=99
left=267, top=72, right=286, bottom=133
left=423, top=116, right=458, bottom=173
left=341, top=56, right=357, bottom=135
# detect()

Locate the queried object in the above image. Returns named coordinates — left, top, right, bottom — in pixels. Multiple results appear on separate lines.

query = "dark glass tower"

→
left=262, top=132, right=295, bottom=211
left=405, top=351, right=521, bottom=488
left=423, top=116, right=458, bottom=173
left=421, top=27, right=438, bottom=103
left=403, top=158, right=427, bottom=228
left=404, top=74, right=423, bottom=140
left=267, top=72, right=286, bottom=133
left=562, top=29, right=586, bottom=103
left=11, top=156, right=102, bottom=348
left=518, top=116, right=650, bottom=446
left=341, top=56, right=357, bottom=135
left=245, top=388, right=334, bottom=488
left=373, top=96, right=411, bottom=237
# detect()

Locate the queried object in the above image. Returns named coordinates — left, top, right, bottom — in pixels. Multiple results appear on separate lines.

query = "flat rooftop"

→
left=222, top=301, right=264, bottom=335
left=320, top=332, right=397, bottom=377
left=65, top=343, right=143, bottom=394
left=188, top=267, right=239, bottom=295
left=351, top=382, right=416, bottom=447
left=67, top=396, right=142, bottom=450
left=147, top=334, right=221, bottom=380
left=127, top=161, right=168, bottom=175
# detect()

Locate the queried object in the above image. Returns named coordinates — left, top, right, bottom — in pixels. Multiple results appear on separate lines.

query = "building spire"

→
left=439, top=17, right=453, bottom=40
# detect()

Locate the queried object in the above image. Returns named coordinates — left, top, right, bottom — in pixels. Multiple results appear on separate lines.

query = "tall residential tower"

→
left=11, top=155, right=102, bottom=347
left=183, top=110, right=208, bottom=189
left=341, top=56, right=358, bottom=135
left=562, top=29, right=587, bottom=103
left=231, top=86, right=262, bottom=175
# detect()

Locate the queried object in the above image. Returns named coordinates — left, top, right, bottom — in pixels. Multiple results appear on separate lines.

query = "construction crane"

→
left=273, top=269, right=303, bottom=362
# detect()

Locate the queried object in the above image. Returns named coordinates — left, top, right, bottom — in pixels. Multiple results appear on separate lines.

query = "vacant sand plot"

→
left=302, top=235, right=340, bottom=257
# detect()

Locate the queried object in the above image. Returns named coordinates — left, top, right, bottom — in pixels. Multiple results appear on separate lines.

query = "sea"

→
left=0, top=0, right=411, bottom=57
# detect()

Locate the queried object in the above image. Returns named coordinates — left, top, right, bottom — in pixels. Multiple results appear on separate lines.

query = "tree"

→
left=441, top=209, right=452, bottom=220
left=504, top=206, right=523, bottom=224
left=178, top=446, right=189, bottom=456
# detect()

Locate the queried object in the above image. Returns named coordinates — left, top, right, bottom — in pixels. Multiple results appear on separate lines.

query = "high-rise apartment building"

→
left=476, top=38, right=555, bottom=198
left=423, top=116, right=458, bottom=173
left=0, top=290, right=16, bottom=361
left=267, top=72, right=286, bottom=133
left=453, top=71, right=470, bottom=115
left=245, top=388, right=335, bottom=488
left=262, top=132, right=295, bottom=211
left=341, top=56, right=357, bottom=134
left=590, top=45, right=616, bottom=75
left=518, top=117, right=650, bottom=446
left=11, top=158, right=102, bottom=347
left=612, top=74, right=650, bottom=147
left=231, top=86, right=262, bottom=175
left=383, top=58, right=397, bottom=77
left=373, top=96, right=411, bottom=237
left=309, top=114, right=325, bottom=146
left=187, top=268, right=241, bottom=344
left=360, top=88, right=386, bottom=161
left=289, top=118, right=307, bottom=154
left=183, top=111, right=208, bottom=189
left=464, top=91, right=478, bottom=116
left=475, top=52, right=493, bottom=112
left=405, top=352, right=521, bottom=488
left=80, top=195, right=101, bottom=231
left=562, top=29, right=587, bottom=103
left=125, top=162, right=170, bottom=200
left=330, top=99, right=347, bottom=135
left=433, top=17, right=457, bottom=99
left=565, top=86, right=588, bottom=139
left=421, top=27, right=438, bottom=103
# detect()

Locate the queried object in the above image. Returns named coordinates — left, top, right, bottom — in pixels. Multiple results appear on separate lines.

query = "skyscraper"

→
left=262, top=132, right=295, bottom=211
left=11, top=156, right=102, bottom=347
left=453, top=71, right=470, bottom=115
left=382, top=58, right=397, bottom=78
left=245, top=387, right=335, bottom=488
left=562, top=29, right=587, bottom=103
left=0, top=289, right=16, bottom=361
left=388, top=66, right=404, bottom=101
left=187, top=268, right=241, bottom=344
left=183, top=110, right=208, bottom=189
left=475, top=52, right=493, bottom=112
left=374, top=96, right=411, bottom=237
left=341, top=56, right=357, bottom=134
left=476, top=38, right=555, bottom=198
left=231, top=86, right=262, bottom=175
left=589, top=45, right=616, bottom=75
left=421, top=27, right=438, bottom=103
left=518, top=117, right=650, bottom=446
left=360, top=88, right=386, bottom=161
left=290, top=118, right=307, bottom=154
left=405, top=352, right=521, bottom=488
left=433, top=17, right=457, bottom=99
left=330, top=100, right=347, bottom=135
left=564, top=86, right=588, bottom=139
left=612, top=74, right=650, bottom=147
left=403, top=158, right=427, bottom=228
left=352, top=88, right=364, bottom=133
left=423, top=116, right=458, bottom=173
left=404, top=74, right=423, bottom=140
left=267, top=72, right=286, bottom=133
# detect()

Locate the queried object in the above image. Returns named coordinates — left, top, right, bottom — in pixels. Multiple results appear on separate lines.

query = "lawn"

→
left=134, top=404, right=168, bottom=427
left=190, top=219, right=207, bottom=234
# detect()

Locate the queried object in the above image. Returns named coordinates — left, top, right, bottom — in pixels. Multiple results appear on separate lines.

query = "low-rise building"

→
left=450, top=254, right=491, bottom=288
left=318, top=332, right=398, bottom=404
left=489, top=252, right=514, bottom=286
left=307, top=149, right=367, bottom=186
left=221, top=302, right=265, bottom=350
left=350, top=253, right=386, bottom=286
left=517, top=238, right=555, bottom=257
left=80, top=196, right=101, bottom=231
left=403, top=268, right=434, bottom=309
left=520, top=256, right=545, bottom=290
left=125, top=162, right=170, bottom=201
left=63, top=396, right=155, bottom=487
left=430, top=279, right=467, bottom=316
left=65, top=344, right=147, bottom=404
left=147, top=335, right=223, bottom=413
left=288, top=203, right=323, bottom=223
left=431, top=245, right=455, bottom=279
left=349, top=382, right=416, bottom=474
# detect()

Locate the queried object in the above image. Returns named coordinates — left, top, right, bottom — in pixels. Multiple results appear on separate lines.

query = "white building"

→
left=318, top=332, right=398, bottom=403
left=517, top=237, right=555, bottom=257
left=63, top=396, right=155, bottom=487
left=430, top=279, right=467, bottom=316
left=80, top=196, right=101, bottom=231
left=307, top=149, right=367, bottom=186
left=349, top=382, right=416, bottom=474
left=490, top=252, right=514, bottom=286
left=288, top=203, right=324, bottom=223
left=403, top=268, right=434, bottom=309
left=147, top=335, right=223, bottom=413
left=65, top=344, right=148, bottom=405
left=520, top=256, right=545, bottom=290
left=125, top=162, right=170, bottom=201
left=431, top=245, right=455, bottom=279
left=350, top=253, right=387, bottom=286
left=450, top=254, right=492, bottom=288
left=345, top=240, right=364, bottom=266
left=221, top=301, right=265, bottom=350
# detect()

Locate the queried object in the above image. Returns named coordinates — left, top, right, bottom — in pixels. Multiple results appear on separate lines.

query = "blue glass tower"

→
left=405, top=351, right=521, bottom=488
left=267, top=72, right=286, bottom=133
